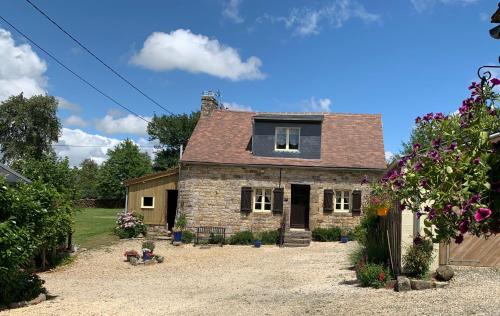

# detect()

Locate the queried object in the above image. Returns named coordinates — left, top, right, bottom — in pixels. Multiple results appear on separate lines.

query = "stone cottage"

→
left=178, top=93, right=387, bottom=245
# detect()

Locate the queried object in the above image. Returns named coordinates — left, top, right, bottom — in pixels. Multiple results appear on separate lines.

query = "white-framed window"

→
left=334, top=190, right=351, bottom=212
left=275, top=127, right=300, bottom=151
left=253, top=188, right=272, bottom=212
left=141, top=196, right=155, bottom=209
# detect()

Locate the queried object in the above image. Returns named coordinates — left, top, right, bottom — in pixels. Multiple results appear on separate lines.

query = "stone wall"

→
left=178, top=163, right=383, bottom=235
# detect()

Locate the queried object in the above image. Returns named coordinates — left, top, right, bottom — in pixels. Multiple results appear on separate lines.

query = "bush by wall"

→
left=229, top=231, right=254, bottom=245
left=181, top=230, right=194, bottom=244
left=258, top=230, right=280, bottom=245
left=402, top=235, right=434, bottom=278
left=311, top=227, right=341, bottom=242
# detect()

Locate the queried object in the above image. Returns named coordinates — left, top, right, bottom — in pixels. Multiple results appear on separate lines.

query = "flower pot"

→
left=254, top=240, right=261, bottom=248
left=143, top=251, right=153, bottom=260
left=173, top=231, right=182, bottom=242
left=340, top=236, right=349, bottom=243
left=377, top=207, right=389, bottom=217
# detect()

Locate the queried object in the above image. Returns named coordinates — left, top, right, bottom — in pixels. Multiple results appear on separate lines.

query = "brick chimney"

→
left=201, top=91, right=221, bottom=117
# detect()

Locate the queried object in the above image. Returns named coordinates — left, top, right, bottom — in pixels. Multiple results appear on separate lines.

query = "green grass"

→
left=73, top=208, right=121, bottom=249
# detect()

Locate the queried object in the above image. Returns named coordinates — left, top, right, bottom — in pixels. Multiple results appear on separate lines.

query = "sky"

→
left=0, top=0, right=498, bottom=166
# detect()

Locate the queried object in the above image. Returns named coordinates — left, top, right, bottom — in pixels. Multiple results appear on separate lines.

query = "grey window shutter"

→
left=352, top=190, right=362, bottom=215
left=273, top=188, right=284, bottom=213
left=241, top=187, right=253, bottom=212
left=324, top=189, right=333, bottom=213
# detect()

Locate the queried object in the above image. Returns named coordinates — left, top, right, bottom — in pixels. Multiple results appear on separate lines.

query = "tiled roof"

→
left=181, top=110, right=386, bottom=170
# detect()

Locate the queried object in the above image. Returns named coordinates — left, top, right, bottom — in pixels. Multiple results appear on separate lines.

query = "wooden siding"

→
left=440, top=234, right=500, bottom=267
left=127, top=173, right=178, bottom=225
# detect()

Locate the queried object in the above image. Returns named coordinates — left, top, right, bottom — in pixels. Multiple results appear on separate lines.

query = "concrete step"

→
left=283, top=242, right=310, bottom=247
left=284, top=231, right=311, bottom=238
left=284, top=238, right=311, bottom=244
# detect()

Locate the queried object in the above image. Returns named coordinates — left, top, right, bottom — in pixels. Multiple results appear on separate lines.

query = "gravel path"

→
left=3, top=241, right=499, bottom=316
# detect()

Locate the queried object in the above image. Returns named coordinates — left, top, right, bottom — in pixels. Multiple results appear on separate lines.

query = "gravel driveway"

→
left=3, top=240, right=499, bottom=316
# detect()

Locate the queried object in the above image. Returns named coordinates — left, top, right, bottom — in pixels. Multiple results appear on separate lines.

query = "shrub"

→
left=115, top=211, right=147, bottom=239
left=0, top=270, right=46, bottom=305
left=349, top=245, right=366, bottom=267
left=208, top=233, right=225, bottom=244
left=258, top=230, right=280, bottom=245
left=174, top=213, right=187, bottom=231
left=142, top=240, right=155, bottom=252
left=181, top=230, right=194, bottom=244
left=403, top=235, right=434, bottom=278
left=356, top=263, right=390, bottom=288
left=311, top=227, right=341, bottom=242
left=229, top=231, right=253, bottom=245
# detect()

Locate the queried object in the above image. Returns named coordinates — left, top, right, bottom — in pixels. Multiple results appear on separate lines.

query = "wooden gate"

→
left=378, top=201, right=402, bottom=275
left=440, top=234, right=500, bottom=267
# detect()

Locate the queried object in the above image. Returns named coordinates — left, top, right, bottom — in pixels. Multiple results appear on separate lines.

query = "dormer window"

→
left=275, top=127, right=300, bottom=151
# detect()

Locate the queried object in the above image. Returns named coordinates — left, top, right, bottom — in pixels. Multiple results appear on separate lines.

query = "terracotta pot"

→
left=377, top=207, right=389, bottom=217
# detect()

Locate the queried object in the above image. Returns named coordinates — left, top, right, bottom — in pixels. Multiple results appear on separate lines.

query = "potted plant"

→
left=368, top=193, right=391, bottom=217
left=123, top=250, right=140, bottom=262
left=253, top=232, right=262, bottom=248
left=340, top=228, right=349, bottom=243
left=173, top=213, right=187, bottom=243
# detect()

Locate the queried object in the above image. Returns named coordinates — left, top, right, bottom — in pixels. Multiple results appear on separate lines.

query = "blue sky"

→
left=0, top=0, right=498, bottom=166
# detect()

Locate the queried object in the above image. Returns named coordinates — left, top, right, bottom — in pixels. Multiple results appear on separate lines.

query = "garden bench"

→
left=194, top=226, right=226, bottom=246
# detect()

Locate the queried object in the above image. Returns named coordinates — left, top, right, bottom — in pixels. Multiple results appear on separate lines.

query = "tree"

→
left=0, top=94, right=61, bottom=163
left=147, top=112, right=200, bottom=170
left=97, top=140, right=152, bottom=200
left=12, top=153, right=80, bottom=203
left=76, top=159, right=100, bottom=199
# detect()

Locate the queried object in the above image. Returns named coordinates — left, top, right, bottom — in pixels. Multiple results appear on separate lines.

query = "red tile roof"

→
left=181, top=110, right=386, bottom=170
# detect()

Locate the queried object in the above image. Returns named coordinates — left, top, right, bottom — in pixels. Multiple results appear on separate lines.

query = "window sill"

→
left=253, top=210, right=272, bottom=214
left=141, top=207, right=154, bottom=209
left=274, top=149, right=300, bottom=153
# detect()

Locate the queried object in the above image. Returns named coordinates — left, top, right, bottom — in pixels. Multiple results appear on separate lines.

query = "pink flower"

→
left=455, top=234, right=464, bottom=244
left=474, top=208, right=492, bottom=222
left=491, top=78, right=500, bottom=87
left=458, top=220, right=469, bottom=234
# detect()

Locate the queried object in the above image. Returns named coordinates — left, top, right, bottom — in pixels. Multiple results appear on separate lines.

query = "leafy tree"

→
left=77, top=159, right=100, bottom=199
left=0, top=94, right=61, bottom=163
left=12, top=153, right=80, bottom=203
left=147, top=112, right=200, bottom=170
left=97, top=140, right=152, bottom=200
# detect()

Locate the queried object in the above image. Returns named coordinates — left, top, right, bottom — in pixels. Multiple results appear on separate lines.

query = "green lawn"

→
left=73, top=208, right=121, bottom=249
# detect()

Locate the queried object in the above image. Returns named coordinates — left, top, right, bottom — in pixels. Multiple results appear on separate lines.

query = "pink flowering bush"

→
left=370, top=78, right=500, bottom=243
left=115, top=211, right=147, bottom=239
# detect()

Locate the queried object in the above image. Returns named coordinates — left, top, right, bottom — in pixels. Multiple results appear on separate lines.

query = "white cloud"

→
left=385, top=151, right=395, bottom=163
left=64, top=115, right=87, bottom=127
left=54, top=128, right=122, bottom=166
left=95, top=113, right=151, bottom=136
left=54, top=128, right=158, bottom=167
left=57, top=97, right=81, bottom=112
left=302, top=97, right=332, bottom=112
left=0, top=28, right=47, bottom=101
left=410, top=0, right=479, bottom=13
left=260, top=0, right=380, bottom=36
left=131, top=29, right=265, bottom=81
left=223, top=101, right=252, bottom=111
left=223, top=0, right=244, bottom=23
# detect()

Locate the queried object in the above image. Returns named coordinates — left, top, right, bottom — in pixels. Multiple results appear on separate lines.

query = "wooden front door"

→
left=290, top=184, right=310, bottom=229
left=166, top=190, right=178, bottom=231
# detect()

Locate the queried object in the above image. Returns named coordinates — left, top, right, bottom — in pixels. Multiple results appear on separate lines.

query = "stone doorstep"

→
left=395, top=276, right=449, bottom=291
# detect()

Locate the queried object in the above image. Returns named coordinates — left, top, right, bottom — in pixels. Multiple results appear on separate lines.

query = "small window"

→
left=141, top=196, right=154, bottom=208
left=275, top=127, right=300, bottom=151
left=334, top=191, right=350, bottom=212
left=253, top=188, right=272, bottom=212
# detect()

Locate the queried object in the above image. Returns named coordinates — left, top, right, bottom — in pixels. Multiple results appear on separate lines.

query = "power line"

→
left=0, top=14, right=150, bottom=124
left=52, top=144, right=158, bottom=148
left=24, top=0, right=174, bottom=115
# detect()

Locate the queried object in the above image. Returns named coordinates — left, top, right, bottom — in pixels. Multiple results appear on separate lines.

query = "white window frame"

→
left=334, top=190, right=351, bottom=212
left=253, top=187, right=273, bottom=212
left=141, top=196, right=155, bottom=209
left=274, top=127, right=300, bottom=152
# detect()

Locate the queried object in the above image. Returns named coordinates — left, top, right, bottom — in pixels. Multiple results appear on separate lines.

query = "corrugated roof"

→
left=124, top=168, right=178, bottom=186
left=181, top=110, right=386, bottom=170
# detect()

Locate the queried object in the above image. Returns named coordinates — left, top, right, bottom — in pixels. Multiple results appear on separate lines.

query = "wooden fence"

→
left=439, top=234, right=500, bottom=267
left=377, top=201, right=402, bottom=276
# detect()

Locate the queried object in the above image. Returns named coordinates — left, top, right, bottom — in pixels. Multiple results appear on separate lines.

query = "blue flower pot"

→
left=173, top=231, right=182, bottom=242
left=254, top=240, right=261, bottom=248
left=143, top=251, right=152, bottom=260
left=340, top=236, right=349, bottom=243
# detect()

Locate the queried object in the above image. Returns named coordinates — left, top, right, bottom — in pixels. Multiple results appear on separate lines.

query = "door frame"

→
left=289, top=184, right=310, bottom=230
